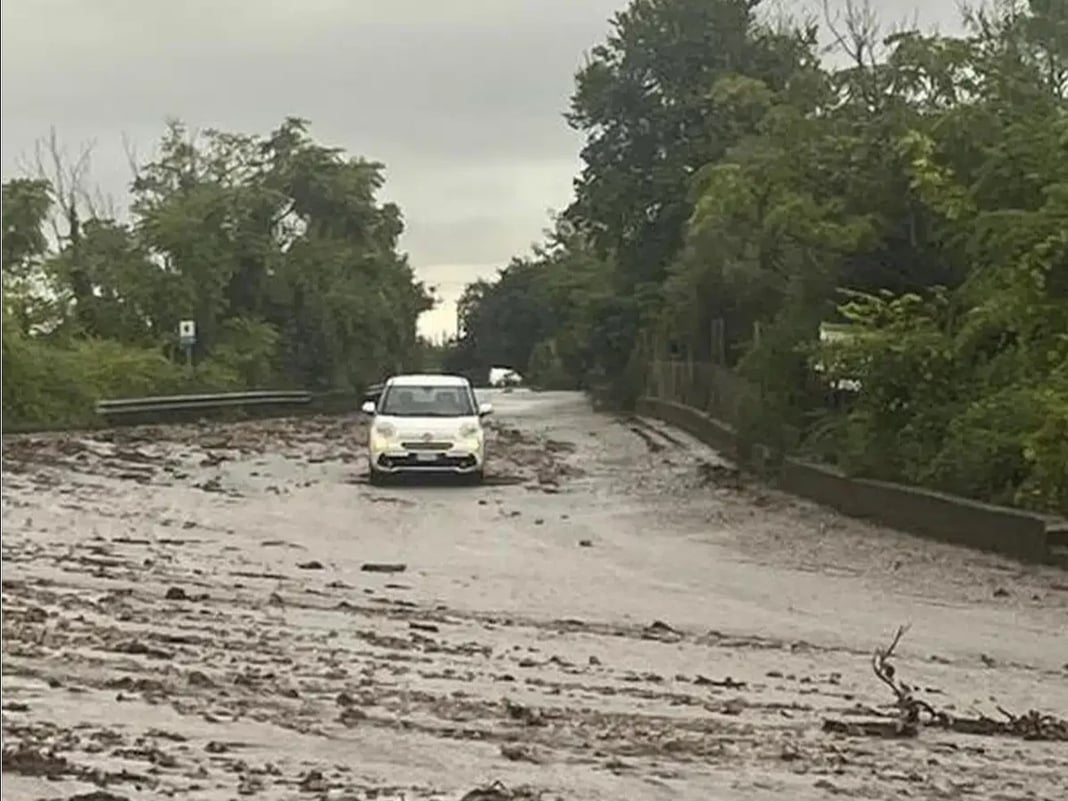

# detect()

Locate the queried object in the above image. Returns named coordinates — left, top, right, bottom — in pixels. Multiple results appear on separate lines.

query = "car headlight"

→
left=374, top=422, right=396, bottom=439
left=458, top=422, right=481, bottom=439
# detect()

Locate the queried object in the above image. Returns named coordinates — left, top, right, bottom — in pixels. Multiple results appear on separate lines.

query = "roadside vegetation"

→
left=443, top=0, right=1068, bottom=515
left=2, top=119, right=434, bottom=429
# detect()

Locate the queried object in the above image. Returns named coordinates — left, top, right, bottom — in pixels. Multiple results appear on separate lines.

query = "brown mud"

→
left=3, top=391, right=1066, bottom=800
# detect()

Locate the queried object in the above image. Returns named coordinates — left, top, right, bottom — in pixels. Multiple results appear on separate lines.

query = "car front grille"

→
left=401, top=441, right=453, bottom=451
left=379, top=453, right=476, bottom=469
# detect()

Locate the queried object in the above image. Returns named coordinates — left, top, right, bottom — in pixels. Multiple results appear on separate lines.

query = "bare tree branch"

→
left=824, top=624, right=1067, bottom=741
left=21, top=127, right=99, bottom=246
left=821, top=0, right=881, bottom=70
left=121, top=130, right=142, bottom=189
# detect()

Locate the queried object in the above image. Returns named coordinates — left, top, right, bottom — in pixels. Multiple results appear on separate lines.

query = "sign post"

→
left=178, top=320, right=196, bottom=368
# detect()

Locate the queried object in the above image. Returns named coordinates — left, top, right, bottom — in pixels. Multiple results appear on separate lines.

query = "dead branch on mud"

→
left=823, top=625, right=1068, bottom=741
left=871, top=624, right=940, bottom=734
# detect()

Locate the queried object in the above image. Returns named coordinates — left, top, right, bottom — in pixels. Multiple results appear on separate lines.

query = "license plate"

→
left=416, top=452, right=439, bottom=463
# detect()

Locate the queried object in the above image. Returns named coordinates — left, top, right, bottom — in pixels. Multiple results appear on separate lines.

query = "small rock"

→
left=339, top=707, right=367, bottom=727
left=296, top=768, right=324, bottom=794
left=164, top=587, right=189, bottom=601
left=500, top=743, right=543, bottom=763
left=695, top=674, right=746, bottom=689
left=360, top=562, right=407, bottom=573
left=297, top=560, right=324, bottom=570
left=578, top=539, right=593, bottom=547
left=187, top=670, right=214, bottom=687
left=993, top=587, right=1010, bottom=597
left=642, top=620, right=681, bottom=640
left=721, top=698, right=746, bottom=715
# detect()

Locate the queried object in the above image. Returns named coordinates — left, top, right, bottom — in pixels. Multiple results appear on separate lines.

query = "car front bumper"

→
left=369, top=440, right=484, bottom=474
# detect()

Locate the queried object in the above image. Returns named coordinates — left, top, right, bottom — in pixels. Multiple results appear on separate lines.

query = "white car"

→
left=361, top=374, right=492, bottom=484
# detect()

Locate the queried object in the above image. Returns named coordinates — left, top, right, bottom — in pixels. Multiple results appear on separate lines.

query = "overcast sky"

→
left=1, top=0, right=962, bottom=338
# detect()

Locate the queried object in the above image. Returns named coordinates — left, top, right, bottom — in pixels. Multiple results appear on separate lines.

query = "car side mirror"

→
left=360, top=400, right=376, bottom=416
left=478, top=402, right=493, bottom=417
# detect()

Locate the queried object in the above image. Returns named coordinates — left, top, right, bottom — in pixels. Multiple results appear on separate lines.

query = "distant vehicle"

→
left=360, top=373, right=493, bottom=485
left=489, top=367, right=523, bottom=388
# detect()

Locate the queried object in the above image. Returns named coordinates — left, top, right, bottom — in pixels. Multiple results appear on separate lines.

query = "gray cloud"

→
left=2, top=0, right=963, bottom=338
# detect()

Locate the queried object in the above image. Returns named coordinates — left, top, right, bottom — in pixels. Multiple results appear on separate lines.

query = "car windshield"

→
left=378, top=385, right=476, bottom=417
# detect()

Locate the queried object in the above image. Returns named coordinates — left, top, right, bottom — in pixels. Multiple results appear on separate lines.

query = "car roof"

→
left=386, top=373, right=470, bottom=388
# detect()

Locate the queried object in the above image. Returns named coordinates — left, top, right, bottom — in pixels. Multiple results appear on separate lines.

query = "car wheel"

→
left=369, top=468, right=385, bottom=486
left=468, top=469, right=484, bottom=486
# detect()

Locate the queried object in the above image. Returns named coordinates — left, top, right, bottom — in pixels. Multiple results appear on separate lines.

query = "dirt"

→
left=3, top=390, right=1066, bottom=800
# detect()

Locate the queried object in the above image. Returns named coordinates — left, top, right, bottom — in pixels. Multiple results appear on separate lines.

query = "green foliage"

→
left=527, top=340, right=579, bottom=390
left=2, top=118, right=431, bottom=429
left=450, top=0, right=1068, bottom=515
left=2, top=331, right=241, bottom=429
left=2, top=178, right=51, bottom=273
left=210, top=317, right=282, bottom=389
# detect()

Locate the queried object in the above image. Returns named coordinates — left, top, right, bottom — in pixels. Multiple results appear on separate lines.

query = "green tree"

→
left=457, top=0, right=1068, bottom=513
left=3, top=118, right=432, bottom=427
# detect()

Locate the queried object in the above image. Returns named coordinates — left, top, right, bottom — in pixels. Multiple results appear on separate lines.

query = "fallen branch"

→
left=870, top=624, right=941, bottom=735
left=459, top=781, right=541, bottom=801
left=822, top=625, right=1068, bottom=742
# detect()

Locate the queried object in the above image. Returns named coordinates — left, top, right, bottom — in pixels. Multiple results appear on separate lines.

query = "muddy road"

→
left=3, top=390, right=1066, bottom=801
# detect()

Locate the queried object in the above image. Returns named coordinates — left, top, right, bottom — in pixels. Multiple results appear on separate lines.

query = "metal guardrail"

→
left=3, top=389, right=372, bottom=434
left=95, top=390, right=313, bottom=424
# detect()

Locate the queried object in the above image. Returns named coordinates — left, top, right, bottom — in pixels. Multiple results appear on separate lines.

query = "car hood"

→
left=374, top=415, right=481, bottom=438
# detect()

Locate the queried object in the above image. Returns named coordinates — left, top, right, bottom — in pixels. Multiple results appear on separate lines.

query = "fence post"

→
left=687, top=351, right=695, bottom=407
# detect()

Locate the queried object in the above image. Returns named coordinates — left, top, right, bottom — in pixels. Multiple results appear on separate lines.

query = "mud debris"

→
left=3, top=397, right=1066, bottom=801
left=361, top=562, right=407, bottom=573
left=459, top=781, right=541, bottom=801
left=822, top=625, right=1068, bottom=742
left=694, top=674, right=746, bottom=689
left=2, top=743, right=72, bottom=778
left=696, top=459, right=743, bottom=489
left=642, top=619, right=682, bottom=641
left=499, top=743, right=546, bottom=764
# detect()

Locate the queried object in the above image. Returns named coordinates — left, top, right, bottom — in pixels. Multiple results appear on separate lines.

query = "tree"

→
left=3, top=118, right=433, bottom=426
left=454, top=0, right=1068, bottom=513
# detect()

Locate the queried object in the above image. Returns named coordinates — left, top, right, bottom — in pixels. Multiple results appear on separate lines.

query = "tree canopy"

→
left=444, top=0, right=1068, bottom=514
left=3, top=118, right=433, bottom=427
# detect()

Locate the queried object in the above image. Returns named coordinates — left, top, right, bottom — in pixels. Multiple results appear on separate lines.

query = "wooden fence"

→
left=644, top=359, right=754, bottom=428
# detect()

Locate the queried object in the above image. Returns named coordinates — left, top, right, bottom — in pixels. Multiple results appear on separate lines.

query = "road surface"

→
left=3, top=390, right=1066, bottom=801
